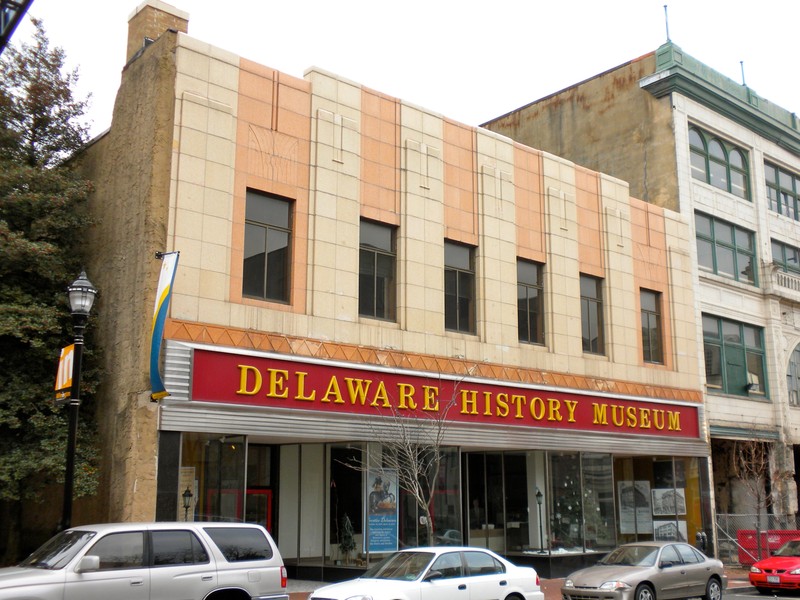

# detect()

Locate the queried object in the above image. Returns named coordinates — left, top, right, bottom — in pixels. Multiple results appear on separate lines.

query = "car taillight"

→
left=536, top=574, right=540, bottom=586
left=281, top=566, right=287, bottom=588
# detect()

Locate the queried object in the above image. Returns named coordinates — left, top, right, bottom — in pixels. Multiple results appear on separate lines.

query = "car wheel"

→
left=703, top=578, right=721, bottom=600
left=635, top=583, right=655, bottom=600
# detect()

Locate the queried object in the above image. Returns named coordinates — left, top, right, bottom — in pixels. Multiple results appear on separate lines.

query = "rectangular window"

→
left=242, top=190, right=291, bottom=302
left=517, top=259, right=544, bottom=344
left=444, top=241, right=475, bottom=333
left=772, top=239, right=800, bottom=275
left=359, top=220, right=396, bottom=320
left=702, top=314, right=766, bottom=397
left=580, top=274, right=604, bottom=354
left=640, top=289, right=663, bottom=364
left=694, top=212, right=756, bottom=285
left=766, top=162, right=800, bottom=221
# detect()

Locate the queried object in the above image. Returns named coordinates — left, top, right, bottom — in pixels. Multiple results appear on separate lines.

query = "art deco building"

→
left=77, top=1, right=708, bottom=577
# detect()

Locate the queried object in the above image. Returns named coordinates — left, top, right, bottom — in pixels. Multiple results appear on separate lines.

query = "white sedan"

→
left=310, top=547, right=543, bottom=600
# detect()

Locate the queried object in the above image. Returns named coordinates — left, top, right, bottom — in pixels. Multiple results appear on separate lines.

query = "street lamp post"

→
left=535, top=488, right=544, bottom=551
left=60, top=270, right=97, bottom=531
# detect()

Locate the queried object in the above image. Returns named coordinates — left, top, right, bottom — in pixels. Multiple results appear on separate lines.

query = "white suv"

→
left=0, top=521, right=289, bottom=600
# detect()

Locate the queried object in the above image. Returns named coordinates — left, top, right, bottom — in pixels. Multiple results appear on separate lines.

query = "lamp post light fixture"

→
left=535, top=488, right=544, bottom=552
left=182, top=487, right=194, bottom=521
left=60, top=270, right=97, bottom=531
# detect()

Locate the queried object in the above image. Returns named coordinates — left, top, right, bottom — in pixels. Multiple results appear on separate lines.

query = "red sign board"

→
left=191, top=349, right=700, bottom=438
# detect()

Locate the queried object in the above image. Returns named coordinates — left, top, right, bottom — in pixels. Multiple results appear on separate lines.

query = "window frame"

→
left=444, top=241, right=476, bottom=334
left=772, top=239, right=800, bottom=275
left=580, top=274, right=604, bottom=355
left=694, top=212, right=757, bottom=286
left=766, top=162, right=800, bottom=221
left=640, top=289, right=664, bottom=364
left=688, top=126, right=750, bottom=199
left=358, top=219, right=397, bottom=321
left=517, top=259, right=544, bottom=345
left=702, top=314, right=767, bottom=397
left=242, top=189, right=292, bottom=303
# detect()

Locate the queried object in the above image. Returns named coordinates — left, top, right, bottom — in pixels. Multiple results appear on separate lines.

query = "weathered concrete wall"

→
left=483, top=53, right=680, bottom=211
left=80, top=30, right=178, bottom=523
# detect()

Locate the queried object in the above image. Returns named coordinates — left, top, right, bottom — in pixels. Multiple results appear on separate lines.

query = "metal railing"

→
left=715, top=513, right=800, bottom=565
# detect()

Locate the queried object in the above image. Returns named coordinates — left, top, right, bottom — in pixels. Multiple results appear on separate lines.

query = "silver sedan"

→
left=561, top=541, right=726, bottom=600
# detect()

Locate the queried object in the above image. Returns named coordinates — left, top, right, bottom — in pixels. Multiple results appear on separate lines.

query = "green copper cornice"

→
left=640, top=41, right=800, bottom=156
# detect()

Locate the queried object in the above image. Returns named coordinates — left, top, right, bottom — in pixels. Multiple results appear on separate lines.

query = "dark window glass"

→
left=430, top=552, right=463, bottom=579
left=444, top=242, right=475, bottom=333
left=243, top=190, right=291, bottom=302
left=580, top=275, right=604, bottom=354
left=694, top=212, right=757, bottom=285
left=702, top=314, right=766, bottom=397
left=152, top=530, right=209, bottom=566
left=203, top=527, right=273, bottom=562
left=359, top=220, right=396, bottom=320
left=89, top=532, right=145, bottom=570
left=688, top=127, right=750, bottom=199
left=517, top=260, right=544, bottom=344
left=641, top=289, right=663, bottom=364
left=464, top=551, right=504, bottom=575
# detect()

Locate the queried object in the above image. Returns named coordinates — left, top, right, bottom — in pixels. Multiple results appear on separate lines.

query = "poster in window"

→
left=651, top=488, right=686, bottom=515
left=654, top=520, right=688, bottom=541
left=366, top=469, right=398, bottom=553
left=617, top=480, right=652, bottom=534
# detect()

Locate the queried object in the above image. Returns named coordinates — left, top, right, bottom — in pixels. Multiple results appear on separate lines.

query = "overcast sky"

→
left=11, top=0, right=800, bottom=138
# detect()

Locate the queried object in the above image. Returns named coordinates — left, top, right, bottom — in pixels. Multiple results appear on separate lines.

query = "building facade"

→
left=484, top=40, right=800, bottom=527
left=79, top=1, right=710, bottom=577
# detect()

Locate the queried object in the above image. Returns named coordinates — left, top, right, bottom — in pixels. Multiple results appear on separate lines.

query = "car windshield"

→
left=774, top=541, right=800, bottom=557
left=18, top=530, right=97, bottom=570
left=362, top=551, right=435, bottom=581
left=600, top=545, right=658, bottom=567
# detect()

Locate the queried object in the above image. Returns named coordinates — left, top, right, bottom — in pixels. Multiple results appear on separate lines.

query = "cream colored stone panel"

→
left=176, top=153, right=206, bottom=188
left=170, top=237, right=202, bottom=269
left=199, top=241, right=228, bottom=275
left=170, top=291, right=199, bottom=322
left=203, top=188, right=233, bottom=220
left=174, top=207, right=203, bottom=242
left=200, top=214, right=231, bottom=248
left=197, top=297, right=231, bottom=326
left=174, top=264, right=200, bottom=297
left=198, top=269, right=227, bottom=301
left=205, top=160, right=234, bottom=194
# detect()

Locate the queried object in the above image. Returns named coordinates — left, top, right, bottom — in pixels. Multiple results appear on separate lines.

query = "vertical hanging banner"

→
left=150, top=251, right=180, bottom=401
left=54, top=344, right=75, bottom=404
left=366, top=469, right=399, bottom=553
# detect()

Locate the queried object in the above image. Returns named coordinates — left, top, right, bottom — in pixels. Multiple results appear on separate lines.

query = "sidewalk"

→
left=288, top=565, right=753, bottom=600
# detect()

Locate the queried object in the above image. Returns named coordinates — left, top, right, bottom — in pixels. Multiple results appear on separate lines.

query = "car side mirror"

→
left=77, top=555, right=100, bottom=572
left=659, top=560, right=674, bottom=569
left=425, top=570, right=443, bottom=582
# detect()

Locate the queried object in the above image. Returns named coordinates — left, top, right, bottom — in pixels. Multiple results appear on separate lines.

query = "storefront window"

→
left=581, top=453, right=615, bottom=552
left=328, top=444, right=363, bottom=566
left=180, top=433, right=246, bottom=523
left=549, top=452, right=583, bottom=552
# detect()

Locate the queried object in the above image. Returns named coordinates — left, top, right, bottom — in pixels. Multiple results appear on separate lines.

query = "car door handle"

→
left=459, top=584, right=467, bottom=590
left=131, top=578, right=144, bottom=586
left=202, top=575, right=213, bottom=581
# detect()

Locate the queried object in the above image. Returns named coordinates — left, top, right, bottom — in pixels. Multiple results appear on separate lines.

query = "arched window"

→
left=688, top=126, right=750, bottom=199
left=788, top=343, right=800, bottom=407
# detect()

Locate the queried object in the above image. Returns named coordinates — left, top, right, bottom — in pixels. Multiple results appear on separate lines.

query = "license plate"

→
left=768, top=576, right=781, bottom=583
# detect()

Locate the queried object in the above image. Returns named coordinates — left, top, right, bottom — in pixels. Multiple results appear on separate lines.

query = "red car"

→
left=750, top=538, right=800, bottom=594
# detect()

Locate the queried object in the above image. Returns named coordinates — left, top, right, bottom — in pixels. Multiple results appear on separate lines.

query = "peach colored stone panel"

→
left=231, top=59, right=312, bottom=313
left=360, top=87, right=400, bottom=224
left=576, top=168, right=604, bottom=276
left=514, top=144, right=546, bottom=262
left=443, top=119, right=478, bottom=245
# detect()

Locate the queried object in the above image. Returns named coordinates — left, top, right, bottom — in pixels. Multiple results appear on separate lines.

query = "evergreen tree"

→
left=0, top=18, right=99, bottom=563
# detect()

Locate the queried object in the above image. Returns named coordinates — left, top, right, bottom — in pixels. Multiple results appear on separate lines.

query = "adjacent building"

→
left=76, top=1, right=710, bottom=578
left=484, top=39, right=800, bottom=524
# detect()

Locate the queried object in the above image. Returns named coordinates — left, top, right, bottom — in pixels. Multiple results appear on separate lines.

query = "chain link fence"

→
left=716, top=513, right=800, bottom=565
